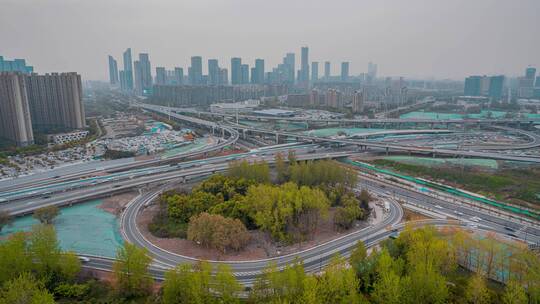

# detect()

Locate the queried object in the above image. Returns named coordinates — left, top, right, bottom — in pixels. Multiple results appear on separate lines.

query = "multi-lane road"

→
left=2, top=103, right=540, bottom=285
left=140, top=104, right=540, bottom=163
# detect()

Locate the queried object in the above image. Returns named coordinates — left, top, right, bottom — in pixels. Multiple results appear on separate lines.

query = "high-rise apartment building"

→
left=284, top=53, right=295, bottom=84
left=155, top=67, right=166, bottom=85
left=231, top=58, right=242, bottom=85
left=122, top=48, right=134, bottom=91
left=518, top=67, right=537, bottom=98
left=219, top=68, right=229, bottom=85
left=352, top=89, right=364, bottom=113
left=25, top=73, right=85, bottom=130
left=325, top=89, right=342, bottom=108
left=0, top=72, right=34, bottom=146
left=189, top=56, right=203, bottom=85
left=311, top=62, right=319, bottom=82
left=241, top=64, right=250, bottom=84
left=137, top=53, right=152, bottom=94
left=367, top=62, right=378, bottom=82
left=488, top=76, right=504, bottom=100
left=299, top=47, right=309, bottom=84
left=174, top=67, right=184, bottom=85
left=208, top=59, right=219, bottom=85
left=464, top=76, right=482, bottom=96
left=341, top=62, right=349, bottom=82
left=252, top=59, right=265, bottom=84
left=324, top=61, right=330, bottom=79
left=108, top=55, right=119, bottom=85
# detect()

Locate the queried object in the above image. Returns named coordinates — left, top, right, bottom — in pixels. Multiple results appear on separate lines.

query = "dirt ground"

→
left=136, top=200, right=383, bottom=261
left=98, top=191, right=139, bottom=216
left=402, top=207, right=432, bottom=222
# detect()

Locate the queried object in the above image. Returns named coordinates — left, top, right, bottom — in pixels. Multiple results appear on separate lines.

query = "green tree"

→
left=0, top=273, right=55, bottom=304
left=250, top=261, right=306, bottom=303
left=32, top=205, right=59, bottom=224
left=214, top=264, right=241, bottom=303
left=187, top=213, right=250, bottom=253
left=60, top=252, right=81, bottom=282
left=372, top=250, right=402, bottom=304
left=228, top=160, right=270, bottom=183
left=334, top=195, right=363, bottom=230
left=464, top=273, right=491, bottom=304
left=246, top=182, right=329, bottom=242
left=162, top=262, right=213, bottom=304
left=318, top=256, right=362, bottom=304
left=275, top=152, right=288, bottom=183
left=112, top=243, right=152, bottom=298
left=0, top=232, right=32, bottom=285
left=27, top=224, right=62, bottom=280
left=0, top=210, right=11, bottom=233
left=349, top=241, right=367, bottom=270
left=502, top=280, right=528, bottom=304
left=299, top=276, right=321, bottom=304
left=287, top=150, right=297, bottom=165
left=358, top=189, right=372, bottom=210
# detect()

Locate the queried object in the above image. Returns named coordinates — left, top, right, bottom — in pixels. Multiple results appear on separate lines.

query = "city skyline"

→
left=1, top=0, right=539, bottom=81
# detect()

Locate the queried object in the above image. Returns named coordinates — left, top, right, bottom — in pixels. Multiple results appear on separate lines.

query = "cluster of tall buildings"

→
left=464, top=75, right=505, bottom=100
left=108, top=46, right=358, bottom=95
left=463, top=67, right=540, bottom=101
left=0, top=70, right=85, bottom=146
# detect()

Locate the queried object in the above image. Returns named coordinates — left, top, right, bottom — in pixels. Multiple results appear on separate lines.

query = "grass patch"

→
left=372, top=159, right=540, bottom=207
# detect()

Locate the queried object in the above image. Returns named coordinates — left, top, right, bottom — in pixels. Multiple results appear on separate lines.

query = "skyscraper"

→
left=324, top=61, right=330, bottom=79
left=26, top=73, right=86, bottom=130
left=284, top=53, right=295, bottom=84
left=189, top=56, right=203, bottom=85
left=138, top=53, right=152, bottom=94
left=526, top=67, right=537, bottom=80
left=134, top=60, right=142, bottom=94
left=241, top=64, right=250, bottom=84
left=341, top=62, right=349, bottom=82
left=299, top=46, right=309, bottom=84
left=488, top=75, right=504, bottom=100
left=311, top=62, right=319, bottom=82
left=122, top=48, right=134, bottom=91
left=174, top=67, right=184, bottom=85
left=0, top=72, right=34, bottom=146
left=219, top=68, right=229, bottom=85
left=231, top=57, right=242, bottom=85
left=464, top=76, right=482, bottom=96
left=155, top=67, right=166, bottom=85
left=108, top=55, right=118, bottom=85
left=208, top=59, right=219, bottom=85
left=367, top=62, right=378, bottom=82
left=253, top=59, right=265, bottom=84
left=518, top=67, right=536, bottom=98
left=352, top=89, right=364, bottom=113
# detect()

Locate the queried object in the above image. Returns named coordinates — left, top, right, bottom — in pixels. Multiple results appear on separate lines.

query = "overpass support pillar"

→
left=385, top=147, right=389, bottom=155
left=243, top=129, right=247, bottom=140
left=275, top=133, right=279, bottom=144
left=221, top=128, right=225, bottom=138
left=430, top=122, right=434, bottom=129
left=211, top=127, right=215, bottom=135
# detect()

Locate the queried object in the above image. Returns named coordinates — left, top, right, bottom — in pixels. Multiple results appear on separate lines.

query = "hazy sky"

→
left=1, top=0, right=539, bottom=81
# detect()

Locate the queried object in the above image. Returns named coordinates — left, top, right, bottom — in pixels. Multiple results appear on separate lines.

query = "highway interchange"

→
left=1, top=103, right=540, bottom=284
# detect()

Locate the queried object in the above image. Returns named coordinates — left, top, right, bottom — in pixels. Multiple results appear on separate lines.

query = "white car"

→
left=78, top=256, right=91, bottom=263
